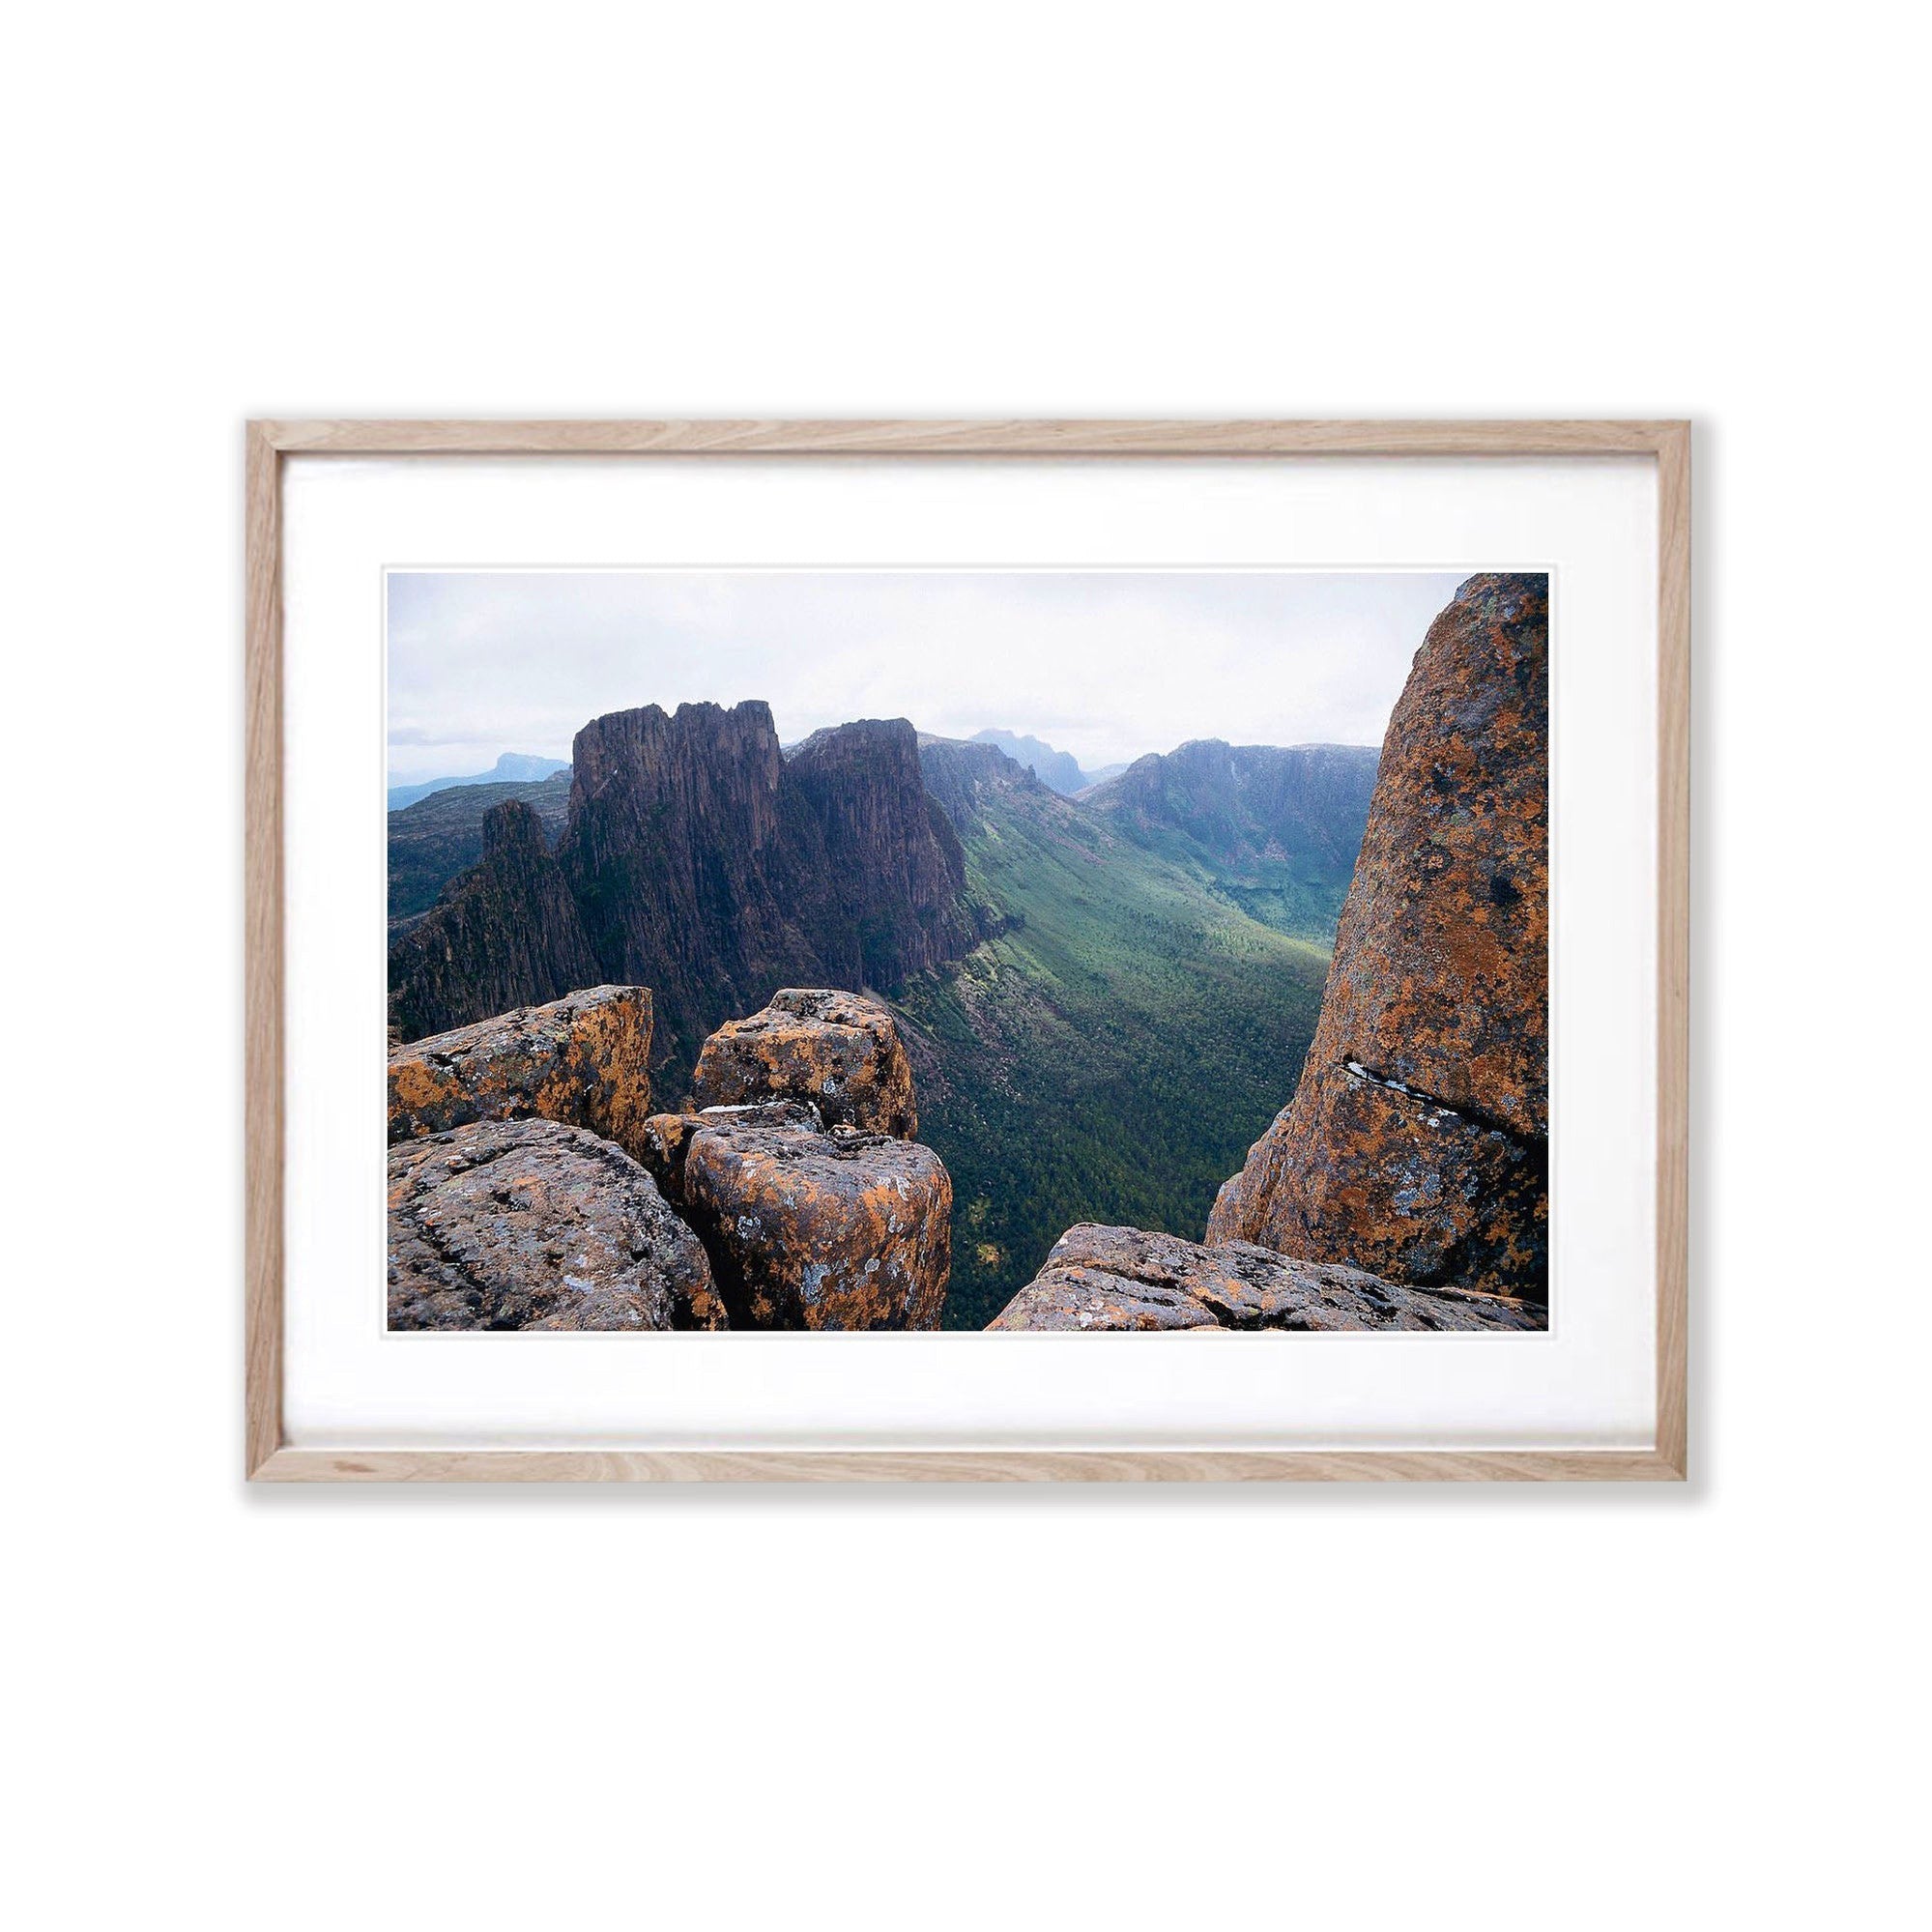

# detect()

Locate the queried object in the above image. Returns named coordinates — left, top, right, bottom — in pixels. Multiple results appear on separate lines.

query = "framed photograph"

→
left=246, top=419, right=1688, bottom=1482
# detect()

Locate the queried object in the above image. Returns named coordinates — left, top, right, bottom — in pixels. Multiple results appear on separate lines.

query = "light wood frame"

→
left=245, top=418, right=1689, bottom=1483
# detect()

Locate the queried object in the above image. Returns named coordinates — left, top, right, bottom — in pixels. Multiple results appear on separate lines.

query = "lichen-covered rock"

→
left=387, top=1117, right=724, bottom=1331
left=987, top=1224, right=1543, bottom=1332
left=387, top=985, right=654, bottom=1164
left=1207, top=573, right=1549, bottom=1301
left=690, top=988, right=917, bottom=1136
left=664, top=1104, right=950, bottom=1329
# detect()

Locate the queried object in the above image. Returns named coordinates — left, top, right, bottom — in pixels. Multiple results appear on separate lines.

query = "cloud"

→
left=385, top=568, right=1468, bottom=782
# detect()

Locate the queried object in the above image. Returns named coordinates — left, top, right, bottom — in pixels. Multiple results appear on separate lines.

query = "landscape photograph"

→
left=385, top=568, right=1549, bottom=1334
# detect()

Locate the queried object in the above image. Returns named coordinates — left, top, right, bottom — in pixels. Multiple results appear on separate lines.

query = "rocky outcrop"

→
left=1206, top=574, right=1549, bottom=1300
left=691, top=988, right=918, bottom=1136
left=987, top=1224, right=1543, bottom=1332
left=389, top=769, right=572, bottom=930
left=786, top=718, right=982, bottom=985
left=550, top=703, right=980, bottom=1083
left=388, top=800, right=602, bottom=1043
left=916, top=734, right=1043, bottom=836
left=387, top=1117, right=724, bottom=1331
left=387, top=985, right=655, bottom=1163
left=643, top=1101, right=950, bottom=1330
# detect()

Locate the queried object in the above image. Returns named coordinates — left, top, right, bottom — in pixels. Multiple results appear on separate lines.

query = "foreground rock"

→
left=388, top=1117, right=724, bottom=1331
left=389, top=799, right=604, bottom=1042
left=387, top=985, right=655, bottom=1164
left=691, top=988, right=918, bottom=1136
left=644, top=1102, right=950, bottom=1330
left=988, top=1225, right=1543, bottom=1332
left=1207, top=573, right=1550, bottom=1300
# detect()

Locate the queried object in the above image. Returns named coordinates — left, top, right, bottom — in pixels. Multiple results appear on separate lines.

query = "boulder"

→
left=650, top=1103, right=950, bottom=1329
left=387, top=985, right=655, bottom=1164
left=387, top=1117, right=724, bottom=1331
left=987, top=1224, right=1543, bottom=1332
left=691, top=988, right=918, bottom=1137
left=1207, top=573, right=1550, bottom=1301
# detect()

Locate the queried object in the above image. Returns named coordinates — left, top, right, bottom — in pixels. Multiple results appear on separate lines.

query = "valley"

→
left=388, top=716, right=1368, bottom=1328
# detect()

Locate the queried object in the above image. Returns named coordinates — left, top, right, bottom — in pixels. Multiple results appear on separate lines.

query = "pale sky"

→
left=386, top=569, right=1468, bottom=784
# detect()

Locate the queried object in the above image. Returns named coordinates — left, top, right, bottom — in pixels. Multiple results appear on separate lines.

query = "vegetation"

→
left=889, top=766, right=1334, bottom=1329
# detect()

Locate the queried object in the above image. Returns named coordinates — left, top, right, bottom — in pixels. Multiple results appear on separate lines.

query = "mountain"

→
left=388, top=769, right=571, bottom=929
left=390, top=702, right=986, bottom=1077
left=388, top=800, right=603, bottom=1041
left=900, top=738, right=1332, bottom=1326
left=969, top=729, right=1088, bottom=795
left=386, top=752, right=569, bottom=813
left=1083, top=739, right=1378, bottom=942
left=388, top=710, right=1371, bottom=1328
left=554, top=703, right=982, bottom=1081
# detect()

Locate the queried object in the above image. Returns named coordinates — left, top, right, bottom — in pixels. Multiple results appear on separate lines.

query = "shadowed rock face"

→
left=553, top=704, right=977, bottom=1084
left=645, top=1102, right=951, bottom=1330
left=787, top=719, right=981, bottom=985
left=387, top=1117, right=724, bottom=1331
left=388, top=770, right=573, bottom=930
left=387, top=985, right=654, bottom=1163
left=987, top=1224, right=1543, bottom=1332
left=388, top=800, right=602, bottom=1043
left=691, top=988, right=918, bottom=1137
left=1207, top=574, right=1549, bottom=1299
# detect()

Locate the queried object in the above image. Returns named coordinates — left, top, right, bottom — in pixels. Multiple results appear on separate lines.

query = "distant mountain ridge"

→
left=1083, top=738, right=1379, bottom=942
left=969, top=729, right=1089, bottom=795
left=387, top=752, right=569, bottom=813
left=388, top=769, right=571, bottom=929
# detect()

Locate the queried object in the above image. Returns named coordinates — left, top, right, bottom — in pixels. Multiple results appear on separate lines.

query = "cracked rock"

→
left=387, top=1116, right=723, bottom=1330
left=988, top=1224, right=1543, bottom=1332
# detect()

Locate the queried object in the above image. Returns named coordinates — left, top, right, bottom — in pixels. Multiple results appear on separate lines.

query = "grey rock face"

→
left=987, top=1224, right=1543, bottom=1331
left=387, top=1116, right=725, bottom=1331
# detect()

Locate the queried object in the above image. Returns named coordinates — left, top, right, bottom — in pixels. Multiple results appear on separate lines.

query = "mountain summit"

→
left=387, top=751, right=569, bottom=813
left=969, top=729, right=1089, bottom=795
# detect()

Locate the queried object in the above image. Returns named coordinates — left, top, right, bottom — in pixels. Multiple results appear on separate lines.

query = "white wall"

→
left=7, top=5, right=1923, bottom=1929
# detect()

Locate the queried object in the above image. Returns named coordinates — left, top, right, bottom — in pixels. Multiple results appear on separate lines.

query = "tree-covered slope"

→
left=389, top=770, right=572, bottom=931
left=1084, top=739, right=1378, bottom=944
left=901, top=741, right=1333, bottom=1328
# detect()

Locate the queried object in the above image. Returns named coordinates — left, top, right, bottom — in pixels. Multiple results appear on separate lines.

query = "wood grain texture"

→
left=252, top=1447, right=1685, bottom=1484
left=1655, top=423, right=1692, bottom=1478
left=245, top=423, right=284, bottom=1477
left=243, top=418, right=1691, bottom=1483
left=258, top=418, right=1684, bottom=458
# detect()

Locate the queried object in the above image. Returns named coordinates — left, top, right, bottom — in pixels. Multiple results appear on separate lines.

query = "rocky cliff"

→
left=785, top=717, right=981, bottom=984
left=970, top=728, right=1087, bottom=795
left=388, top=801, right=603, bottom=1043
left=1206, top=573, right=1549, bottom=1301
left=388, top=769, right=571, bottom=929
left=390, top=702, right=986, bottom=1077
left=555, top=703, right=977, bottom=1081
left=1084, top=739, right=1379, bottom=941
